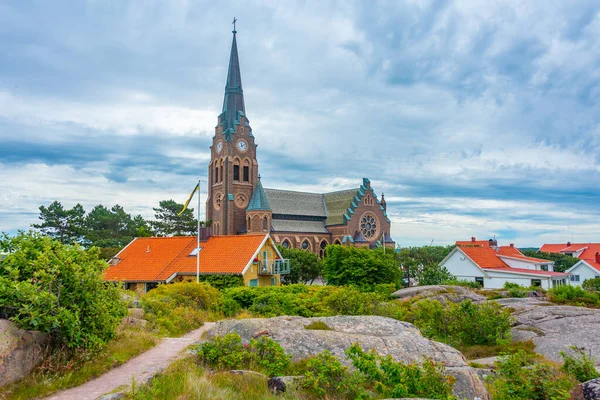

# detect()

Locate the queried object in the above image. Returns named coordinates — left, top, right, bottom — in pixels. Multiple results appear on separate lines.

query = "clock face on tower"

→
left=216, top=141, right=223, bottom=153
left=236, top=140, right=247, bottom=152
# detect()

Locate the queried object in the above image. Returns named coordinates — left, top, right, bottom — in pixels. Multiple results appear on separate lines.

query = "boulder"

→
left=0, top=319, right=50, bottom=387
left=571, top=377, right=600, bottom=400
left=391, top=285, right=486, bottom=304
left=207, top=316, right=489, bottom=400
left=127, top=308, right=145, bottom=319
left=121, top=316, right=147, bottom=329
left=509, top=305, right=600, bottom=364
left=268, top=375, right=303, bottom=394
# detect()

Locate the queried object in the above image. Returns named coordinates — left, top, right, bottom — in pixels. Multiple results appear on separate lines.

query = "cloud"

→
left=1, top=0, right=599, bottom=247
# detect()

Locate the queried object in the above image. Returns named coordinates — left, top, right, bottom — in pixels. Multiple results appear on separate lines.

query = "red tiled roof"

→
left=497, top=246, right=553, bottom=263
left=459, top=246, right=511, bottom=269
left=539, top=244, right=569, bottom=253
left=581, top=259, right=600, bottom=272
left=482, top=267, right=569, bottom=277
left=456, top=239, right=491, bottom=247
left=104, top=234, right=269, bottom=282
left=540, top=243, right=600, bottom=272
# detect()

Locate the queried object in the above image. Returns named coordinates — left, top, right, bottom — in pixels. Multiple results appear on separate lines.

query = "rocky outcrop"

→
left=570, top=377, right=600, bottom=400
left=391, top=285, right=486, bottom=304
left=207, top=315, right=489, bottom=400
left=502, top=302, right=600, bottom=365
left=0, top=319, right=49, bottom=387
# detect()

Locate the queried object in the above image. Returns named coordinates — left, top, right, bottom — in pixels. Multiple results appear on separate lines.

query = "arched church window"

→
left=334, top=239, right=341, bottom=245
left=233, top=160, right=240, bottom=181
left=247, top=217, right=251, bottom=232
left=282, top=239, right=290, bottom=248
left=360, top=213, right=378, bottom=238
left=262, top=217, right=268, bottom=231
left=319, top=240, right=328, bottom=258
left=243, top=159, right=250, bottom=182
left=214, top=164, right=219, bottom=183
left=301, top=240, right=310, bottom=250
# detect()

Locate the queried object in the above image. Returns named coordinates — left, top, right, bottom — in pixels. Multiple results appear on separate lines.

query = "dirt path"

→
left=44, top=322, right=215, bottom=400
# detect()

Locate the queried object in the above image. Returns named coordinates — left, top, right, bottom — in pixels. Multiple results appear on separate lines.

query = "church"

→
left=205, top=26, right=394, bottom=255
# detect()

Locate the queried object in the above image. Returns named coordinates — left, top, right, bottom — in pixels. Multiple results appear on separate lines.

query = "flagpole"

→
left=196, top=179, right=201, bottom=283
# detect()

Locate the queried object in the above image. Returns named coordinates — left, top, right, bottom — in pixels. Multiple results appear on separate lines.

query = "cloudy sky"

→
left=1, top=1, right=599, bottom=247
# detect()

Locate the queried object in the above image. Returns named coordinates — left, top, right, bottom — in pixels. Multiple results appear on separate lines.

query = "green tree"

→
left=0, top=232, right=126, bottom=352
left=277, top=245, right=322, bottom=284
left=151, top=199, right=198, bottom=236
left=322, top=245, right=400, bottom=289
left=32, top=201, right=86, bottom=244
left=85, top=204, right=136, bottom=247
left=396, top=246, right=455, bottom=286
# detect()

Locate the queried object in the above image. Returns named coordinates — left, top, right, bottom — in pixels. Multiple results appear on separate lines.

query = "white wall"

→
left=442, top=250, right=485, bottom=282
left=485, top=271, right=552, bottom=289
left=568, top=262, right=600, bottom=286
left=499, top=257, right=538, bottom=270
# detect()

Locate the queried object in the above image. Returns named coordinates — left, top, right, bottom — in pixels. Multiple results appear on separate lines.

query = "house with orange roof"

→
left=104, top=233, right=290, bottom=293
left=540, top=242, right=600, bottom=286
left=441, top=241, right=569, bottom=289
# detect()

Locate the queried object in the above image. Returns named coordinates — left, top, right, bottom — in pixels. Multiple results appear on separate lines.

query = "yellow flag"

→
left=178, top=183, right=199, bottom=216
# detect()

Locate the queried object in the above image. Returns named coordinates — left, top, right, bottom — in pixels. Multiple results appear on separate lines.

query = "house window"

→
left=570, top=275, right=580, bottom=282
left=271, top=277, right=276, bottom=286
left=249, top=279, right=258, bottom=287
left=233, top=165, right=240, bottom=181
left=531, top=279, right=542, bottom=287
left=243, top=166, right=249, bottom=182
left=475, top=277, right=484, bottom=287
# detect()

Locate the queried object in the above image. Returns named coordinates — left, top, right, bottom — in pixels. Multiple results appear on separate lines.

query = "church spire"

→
left=219, top=18, right=246, bottom=139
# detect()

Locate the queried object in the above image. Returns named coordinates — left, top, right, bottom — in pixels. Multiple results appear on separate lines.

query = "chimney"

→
left=510, top=243, right=514, bottom=248
left=596, top=252, right=600, bottom=264
left=471, top=237, right=476, bottom=242
left=567, top=241, right=571, bottom=247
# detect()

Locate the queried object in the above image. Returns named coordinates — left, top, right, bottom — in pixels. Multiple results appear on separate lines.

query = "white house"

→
left=540, top=242, right=600, bottom=286
left=441, top=242, right=570, bottom=289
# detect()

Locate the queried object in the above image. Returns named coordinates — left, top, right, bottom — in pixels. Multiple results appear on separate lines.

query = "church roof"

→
left=247, top=178, right=270, bottom=211
left=219, top=28, right=247, bottom=139
left=271, top=219, right=329, bottom=233
left=323, top=188, right=359, bottom=226
left=263, top=189, right=327, bottom=217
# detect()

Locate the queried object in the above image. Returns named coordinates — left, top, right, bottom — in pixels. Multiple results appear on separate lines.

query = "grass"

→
left=303, top=321, right=332, bottom=330
left=1, top=326, right=159, bottom=400
left=459, top=339, right=536, bottom=360
left=126, top=357, right=300, bottom=400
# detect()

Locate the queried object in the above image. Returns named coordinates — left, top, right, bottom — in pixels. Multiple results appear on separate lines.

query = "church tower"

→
left=206, top=25, right=259, bottom=235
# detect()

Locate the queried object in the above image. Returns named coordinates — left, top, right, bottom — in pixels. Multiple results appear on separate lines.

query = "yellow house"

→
left=104, top=234, right=289, bottom=292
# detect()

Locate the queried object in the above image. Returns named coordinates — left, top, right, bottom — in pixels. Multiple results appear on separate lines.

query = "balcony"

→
left=258, top=259, right=291, bottom=275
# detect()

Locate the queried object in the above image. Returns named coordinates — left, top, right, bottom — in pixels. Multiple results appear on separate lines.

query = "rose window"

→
left=360, top=214, right=378, bottom=238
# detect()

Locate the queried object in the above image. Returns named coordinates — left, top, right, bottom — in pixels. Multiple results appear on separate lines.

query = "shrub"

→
left=323, top=245, right=401, bottom=289
left=487, top=350, right=577, bottom=400
left=582, top=277, right=600, bottom=292
left=411, top=299, right=513, bottom=347
left=548, top=285, right=600, bottom=306
left=277, top=245, right=322, bottom=285
left=194, top=333, right=291, bottom=377
left=503, top=282, right=522, bottom=289
left=196, top=274, right=244, bottom=290
left=304, top=321, right=332, bottom=330
left=0, top=232, right=126, bottom=352
left=141, top=282, right=221, bottom=335
left=346, top=343, right=456, bottom=399
left=560, top=346, right=600, bottom=382
left=300, top=350, right=367, bottom=399
left=441, top=278, right=482, bottom=289
left=321, top=286, right=386, bottom=316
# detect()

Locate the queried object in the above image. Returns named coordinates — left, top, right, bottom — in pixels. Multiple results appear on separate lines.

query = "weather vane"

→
left=232, top=17, right=237, bottom=32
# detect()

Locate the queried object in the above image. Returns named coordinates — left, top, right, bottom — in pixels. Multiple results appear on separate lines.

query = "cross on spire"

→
left=232, top=17, right=237, bottom=33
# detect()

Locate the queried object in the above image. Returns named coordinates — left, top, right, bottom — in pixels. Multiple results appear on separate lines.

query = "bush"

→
left=582, top=278, right=600, bottom=292
left=277, top=245, right=322, bottom=285
left=487, top=350, right=576, bottom=400
left=0, top=232, right=126, bottom=352
left=196, top=274, right=244, bottom=290
left=304, top=321, right=332, bottom=330
left=548, top=285, right=600, bottom=306
left=195, top=333, right=291, bottom=377
left=346, top=343, right=456, bottom=399
left=141, top=282, right=221, bottom=335
left=441, top=279, right=482, bottom=289
left=560, top=346, right=600, bottom=382
left=300, top=350, right=367, bottom=399
left=411, top=299, right=513, bottom=347
left=323, top=245, right=401, bottom=289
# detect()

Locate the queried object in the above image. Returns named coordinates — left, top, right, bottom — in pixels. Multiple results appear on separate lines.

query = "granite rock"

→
left=391, top=285, right=486, bottom=304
